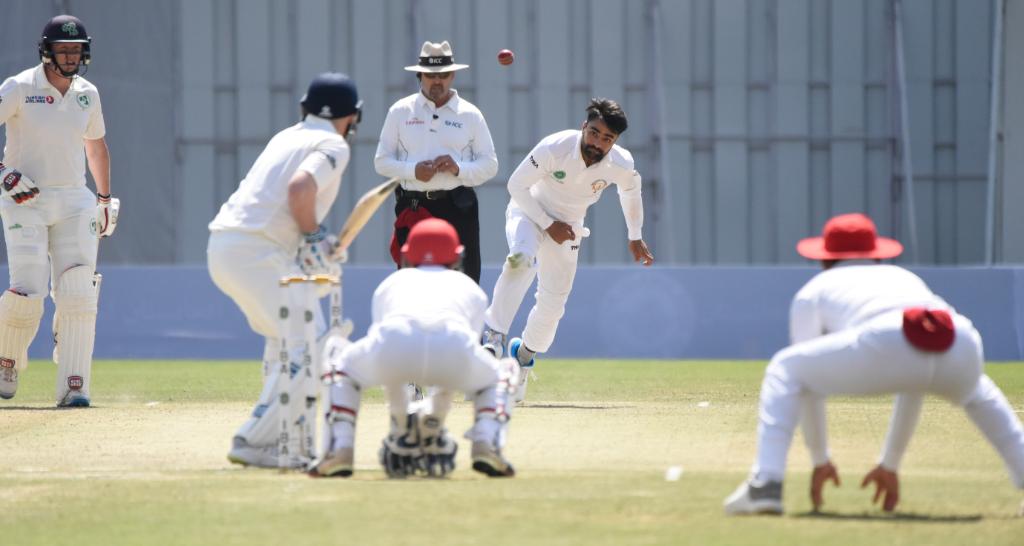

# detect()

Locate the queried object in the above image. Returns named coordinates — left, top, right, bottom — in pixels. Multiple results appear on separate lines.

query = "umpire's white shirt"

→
left=507, top=129, right=644, bottom=239
left=0, top=65, right=106, bottom=187
left=372, top=266, right=487, bottom=335
left=374, top=90, right=498, bottom=191
left=209, top=116, right=349, bottom=249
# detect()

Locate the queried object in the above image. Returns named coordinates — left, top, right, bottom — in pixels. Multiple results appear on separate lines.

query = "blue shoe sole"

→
left=60, top=397, right=91, bottom=408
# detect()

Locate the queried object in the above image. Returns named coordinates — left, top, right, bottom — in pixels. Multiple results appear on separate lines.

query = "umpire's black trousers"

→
left=393, top=186, right=481, bottom=283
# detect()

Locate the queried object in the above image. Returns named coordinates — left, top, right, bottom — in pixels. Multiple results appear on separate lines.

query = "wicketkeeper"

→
left=0, top=15, right=117, bottom=407
left=311, top=218, right=518, bottom=479
left=725, top=213, right=1024, bottom=515
left=207, top=73, right=360, bottom=467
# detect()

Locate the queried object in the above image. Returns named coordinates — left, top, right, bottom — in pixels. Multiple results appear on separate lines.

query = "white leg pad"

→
left=0, top=290, right=44, bottom=372
left=53, top=265, right=99, bottom=402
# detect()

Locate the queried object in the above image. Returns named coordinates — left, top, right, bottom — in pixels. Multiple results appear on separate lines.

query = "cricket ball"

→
left=498, top=49, right=515, bottom=66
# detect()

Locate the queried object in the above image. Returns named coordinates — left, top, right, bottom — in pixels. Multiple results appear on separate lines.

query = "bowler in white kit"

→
left=0, top=15, right=117, bottom=407
left=480, top=99, right=654, bottom=399
left=207, top=73, right=360, bottom=467
left=725, top=213, right=1024, bottom=515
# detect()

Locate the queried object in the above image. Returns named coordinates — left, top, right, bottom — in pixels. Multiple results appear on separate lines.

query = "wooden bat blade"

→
left=331, top=177, right=399, bottom=259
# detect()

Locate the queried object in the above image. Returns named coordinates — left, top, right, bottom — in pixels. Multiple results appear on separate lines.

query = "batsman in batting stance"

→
left=207, top=73, right=360, bottom=467
left=725, top=213, right=1024, bottom=515
left=480, top=98, right=654, bottom=400
left=311, top=218, right=519, bottom=479
left=0, top=15, right=118, bottom=407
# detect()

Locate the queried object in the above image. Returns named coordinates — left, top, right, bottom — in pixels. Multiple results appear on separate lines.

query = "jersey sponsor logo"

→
left=76, top=94, right=91, bottom=109
left=444, top=120, right=463, bottom=129
left=552, top=170, right=566, bottom=182
left=25, top=95, right=54, bottom=104
left=529, top=155, right=538, bottom=168
left=570, top=245, right=579, bottom=251
left=7, top=224, right=22, bottom=230
left=591, top=179, right=608, bottom=193
left=406, top=118, right=425, bottom=125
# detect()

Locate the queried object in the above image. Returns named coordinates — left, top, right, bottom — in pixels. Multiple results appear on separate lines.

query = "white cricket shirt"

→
left=507, top=129, right=644, bottom=240
left=0, top=65, right=105, bottom=187
left=371, top=266, right=487, bottom=334
left=374, top=90, right=498, bottom=191
left=789, top=263, right=951, bottom=344
left=209, top=116, right=350, bottom=249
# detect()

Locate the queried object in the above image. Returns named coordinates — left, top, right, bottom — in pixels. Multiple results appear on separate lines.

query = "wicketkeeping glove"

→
left=95, top=194, right=120, bottom=237
left=418, top=415, right=458, bottom=478
left=297, top=225, right=340, bottom=276
left=0, top=162, right=40, bottom=205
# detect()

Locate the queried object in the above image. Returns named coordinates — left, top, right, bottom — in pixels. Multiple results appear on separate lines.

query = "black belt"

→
left=396, top=186, right=451, bottom=201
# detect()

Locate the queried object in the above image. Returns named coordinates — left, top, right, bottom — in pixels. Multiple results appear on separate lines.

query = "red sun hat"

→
left=796, top=213, right=903, bottom=260
left=401, top=218, right=464, bottom=266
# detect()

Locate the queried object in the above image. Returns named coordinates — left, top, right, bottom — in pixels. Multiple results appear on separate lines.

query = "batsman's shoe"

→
left=308, top=448, right=354, bottom=478
left=227, top=436, right=279, bottom=468
left=0, top=360, right=18, bottom=400
left=723, top=479, right=784, bottom=515
left=508, top=337, right=534, bottom=402
left=471, top=441, right=515, bottom=478
left=57, top=392, right=90, bottom=408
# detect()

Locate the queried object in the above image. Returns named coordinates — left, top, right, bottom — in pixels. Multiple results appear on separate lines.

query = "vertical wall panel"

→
left=661, top=0, right=695, bottom=262
left=713, top=0, right=749, bottom=263
left=903, top=0, right=936, bottom=262
left=692, top=0, right=715, bottom=263
left=864, top=0, right=892, bottom=236
left=830, top=0, right=866, bottom=214
left=775, top=0, right=812, bottom=259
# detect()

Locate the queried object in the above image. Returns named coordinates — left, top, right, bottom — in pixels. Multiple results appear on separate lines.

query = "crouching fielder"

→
left=311, top=219, right=518, bottom=479
left=725, top=213, right=1024, bottom=515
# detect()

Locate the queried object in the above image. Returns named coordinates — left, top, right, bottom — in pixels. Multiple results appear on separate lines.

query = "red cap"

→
left=401, top=218, right=463, bottom=266
left=796, top=213, right=903, bottom=260
left=902, top=308, right=955, bottom=352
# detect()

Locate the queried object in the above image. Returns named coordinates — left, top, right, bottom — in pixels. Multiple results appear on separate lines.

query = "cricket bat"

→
left=330, top=177, right=400, bottom=260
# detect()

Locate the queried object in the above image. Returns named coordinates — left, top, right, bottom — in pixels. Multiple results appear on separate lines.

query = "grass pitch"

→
left=2, top=359, right=1023, bottom=545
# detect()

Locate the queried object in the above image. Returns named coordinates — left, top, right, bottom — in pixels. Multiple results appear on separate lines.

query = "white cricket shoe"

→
left=57, top=392, right=90, bottom=408
left=508, top=337, right=534, bottom=403
left=471, top=441, right=515, bottom=478
left=481, top=328, right=506, bottom=358
left=0, top=360, right=18, bottom=399
left=723, top=479, right=784, bottom=515
left=308, top=448, right=354, bottom=478
left=227, top=436, right=279, bottom=468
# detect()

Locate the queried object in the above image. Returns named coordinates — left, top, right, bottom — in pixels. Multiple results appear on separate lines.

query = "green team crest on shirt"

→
left=553, top=171, right=566, bottom=180
left=77, top=94, right=90, bottom=109
left=62, top=22, right=79, bottom=36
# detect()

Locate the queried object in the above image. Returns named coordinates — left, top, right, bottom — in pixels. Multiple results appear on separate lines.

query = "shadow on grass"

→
left=793, top=510, right=983, bottom=523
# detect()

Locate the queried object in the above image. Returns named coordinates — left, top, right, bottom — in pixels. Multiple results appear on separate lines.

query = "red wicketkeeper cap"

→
left=401, top=218, right=464, bottom=266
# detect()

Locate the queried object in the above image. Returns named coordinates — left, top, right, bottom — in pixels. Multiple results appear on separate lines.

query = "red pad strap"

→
left=902, top=307, right=955, bottom=353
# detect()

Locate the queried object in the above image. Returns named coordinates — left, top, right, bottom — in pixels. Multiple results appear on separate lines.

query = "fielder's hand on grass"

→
left=861, top=464, right=900, bottom=512
left=810, top=461, right=841, bottom=511
left=629, top=239, right=654, bottom=266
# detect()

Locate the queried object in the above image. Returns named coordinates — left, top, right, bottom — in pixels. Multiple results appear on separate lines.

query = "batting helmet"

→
left=301, top=72, right=362, bottom=122
left=38, top=15, right=92, bottom=77
left=402, top=219, right=464, bottom=267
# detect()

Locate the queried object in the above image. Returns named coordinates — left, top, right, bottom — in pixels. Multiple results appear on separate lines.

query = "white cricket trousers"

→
left=1, top=186, right=97, bottom=296
left=753, top=310, right=1024, bottom=488
left=484, top=203, right=581, bottom=352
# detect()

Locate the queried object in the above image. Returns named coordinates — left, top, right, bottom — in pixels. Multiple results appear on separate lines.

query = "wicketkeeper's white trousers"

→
left=752, top=310, right=1024, bottom=488
left=484, top=203, right=581, bottom=353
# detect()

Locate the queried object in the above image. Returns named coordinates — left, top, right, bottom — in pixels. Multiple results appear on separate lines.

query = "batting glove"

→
left=0, top=162, right=40, bottom=205
left=297, top=226, right=340, bottom=276
left=95, top=194, right=120, bottom=238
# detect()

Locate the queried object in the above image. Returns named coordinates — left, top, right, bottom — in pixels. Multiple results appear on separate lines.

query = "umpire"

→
left=374, top=40, right=498, bottom=283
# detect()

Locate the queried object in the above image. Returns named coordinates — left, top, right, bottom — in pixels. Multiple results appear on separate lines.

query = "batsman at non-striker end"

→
left=0, top=15, right=118, bottom=407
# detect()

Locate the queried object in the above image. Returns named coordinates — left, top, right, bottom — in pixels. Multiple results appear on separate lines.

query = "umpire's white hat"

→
left=404, top=41, right=469, bottom=73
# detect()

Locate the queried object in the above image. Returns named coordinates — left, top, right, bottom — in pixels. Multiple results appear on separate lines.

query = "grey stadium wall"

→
left=0, top=0, right=1021, bottom=267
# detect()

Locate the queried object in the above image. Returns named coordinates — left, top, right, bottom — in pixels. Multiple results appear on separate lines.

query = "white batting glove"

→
left=0, top=162, right=40, bottom=205
left=95, top=194, right=120, bottom=238
left=297, top=226, right=341, bottom=276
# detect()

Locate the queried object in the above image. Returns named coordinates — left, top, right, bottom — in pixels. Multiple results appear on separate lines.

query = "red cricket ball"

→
left=498, top=49, right=515, bottom=66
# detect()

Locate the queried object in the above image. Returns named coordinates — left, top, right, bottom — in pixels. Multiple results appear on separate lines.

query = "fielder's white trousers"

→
left=753, top=311, right=1024, bottom=488
left=754, top=311, right=981, bottom=480
left=1, top=186, right=97, bottom=296
left=484, top=203, right=581, bottom=353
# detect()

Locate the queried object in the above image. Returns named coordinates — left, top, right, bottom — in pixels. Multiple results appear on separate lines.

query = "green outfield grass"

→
left=2, top=359, right=1022, bottom=545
